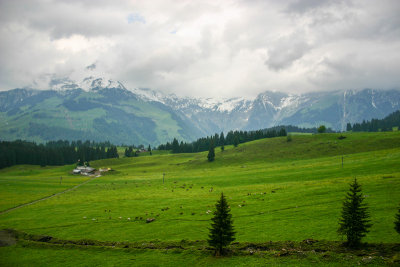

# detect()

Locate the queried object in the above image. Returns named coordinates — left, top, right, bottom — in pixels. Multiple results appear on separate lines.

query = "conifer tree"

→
left=148, top=145, right=152, bottom=155
left=395, top=204, right=400, bottom=234
left=220, top=132, right=225, bottom=146
left=338, top=178, right=372, bottom=247
left=172, top=138, right=180, bottom=153
left=233, top=136, right=239, bottom=147
left=207, top=141, right=215, bottom=162
left=208, top=193, right=235, bottom=256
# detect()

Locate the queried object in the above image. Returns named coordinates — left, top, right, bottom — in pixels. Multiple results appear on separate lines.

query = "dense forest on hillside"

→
left=157, top=127, right=288, bottom=153
left=347, top=110, right=400, bottom=132
left=0, top=140, right=119, bottom=169
left=2, top=109, right=398, bottom=169
left=157, top=124, right=337, bottom=154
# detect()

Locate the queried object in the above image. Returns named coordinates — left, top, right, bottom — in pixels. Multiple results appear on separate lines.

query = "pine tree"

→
left=220, top=132, right=225, bottom=146
left=207, top=141, right=215, bottom=162
left=395, top=204, right=400, bottom=234
left=148, top=145, right=152, bottom=155
left=172, top=138, right=180, bottom=153
left=338, top=178, right=372, bottom=247
left=233, top=136, right=239, bottom=147
left=208, top=193, right=235, bottom=256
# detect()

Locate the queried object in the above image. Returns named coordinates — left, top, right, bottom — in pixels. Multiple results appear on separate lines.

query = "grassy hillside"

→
left=1, top=132, right=400, bottom=265
left=0, top=88, right=198, bottom=145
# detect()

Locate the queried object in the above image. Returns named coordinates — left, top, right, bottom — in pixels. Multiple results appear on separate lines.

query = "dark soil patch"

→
left=0, top=229, right=17, bottom=247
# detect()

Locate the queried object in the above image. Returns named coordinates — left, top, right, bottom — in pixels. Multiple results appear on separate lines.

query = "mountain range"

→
left=1, top=77, right=399, bottom=145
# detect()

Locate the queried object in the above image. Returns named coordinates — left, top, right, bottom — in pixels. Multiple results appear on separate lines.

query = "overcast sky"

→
left=0, top=0, right=399, bottom=98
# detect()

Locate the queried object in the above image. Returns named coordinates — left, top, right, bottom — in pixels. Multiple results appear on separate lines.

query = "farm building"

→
left=73, top=166, right=95, bottom=175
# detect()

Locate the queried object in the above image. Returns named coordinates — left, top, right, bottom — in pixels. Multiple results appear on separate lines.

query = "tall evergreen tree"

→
left=338, top=178, right=372, bottom=247
left=172, top=138, right=180, bottom=153
left=208, top=193, right=235, bottom=256
left=395, top=203, right=400, bottom=234
left=207, top=141, right=215, bottom=162
left=233, top=136, right=239, bottom=147
left=219, top=132, right=225, bottom=146
left=148, top=144, right=152, bottom=155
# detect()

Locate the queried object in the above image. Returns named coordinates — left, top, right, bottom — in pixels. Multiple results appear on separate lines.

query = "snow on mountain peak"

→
left=79, top=76, right=125, bottom=91
left=129, top=87, right=167, bottom=103
left=49, top=76, right=125, bottom=92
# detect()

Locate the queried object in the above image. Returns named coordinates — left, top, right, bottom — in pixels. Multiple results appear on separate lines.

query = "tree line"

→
left=158, top=127, right=288, bottom=154
left=124, top=145, right=152, bottom=157
left=347, top=110, right=400, bottom=132
left=0, top=140, right=119, bottom=169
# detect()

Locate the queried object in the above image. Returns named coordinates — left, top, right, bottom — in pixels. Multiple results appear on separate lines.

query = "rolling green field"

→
left=1, top=132, right=400, bottom=266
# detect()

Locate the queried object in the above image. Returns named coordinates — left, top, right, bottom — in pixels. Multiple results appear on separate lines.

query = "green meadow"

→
left=1, top=132, right=400, bottom=266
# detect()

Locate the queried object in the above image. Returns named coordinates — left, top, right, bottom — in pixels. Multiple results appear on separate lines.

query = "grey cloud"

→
left=265, top=33, right=311, bottom=71
left=0, top=0, right=399, bottom=97
left=0, top=0, right=132, bottom=39
left=285, top=0, right=343, bottom=14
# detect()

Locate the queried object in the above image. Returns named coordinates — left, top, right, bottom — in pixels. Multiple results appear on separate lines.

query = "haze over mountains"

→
left=1, top=76, right=399, bottom=145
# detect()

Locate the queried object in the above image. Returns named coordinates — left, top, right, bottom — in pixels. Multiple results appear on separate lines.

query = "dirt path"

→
left=0, top=176, right=98, bottom=215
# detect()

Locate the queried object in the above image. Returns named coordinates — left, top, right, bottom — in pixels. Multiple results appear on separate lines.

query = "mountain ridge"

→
left=1, top=76, right=399, bottom=145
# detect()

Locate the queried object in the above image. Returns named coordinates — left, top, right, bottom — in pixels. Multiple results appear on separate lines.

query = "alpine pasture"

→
left=1, top=132, right=400, bottom=266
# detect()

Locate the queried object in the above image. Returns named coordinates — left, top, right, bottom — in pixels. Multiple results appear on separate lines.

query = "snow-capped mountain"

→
left=130, top=85, right=400, bottom=133
left=43, top=77, right=400, bottom=133
left=1, top=76, right=400, bottom=145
